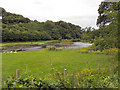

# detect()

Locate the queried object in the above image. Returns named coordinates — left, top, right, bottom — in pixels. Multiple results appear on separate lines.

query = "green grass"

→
left=2, top=40, right=57, bottom=46
left=2, top=48, right=111, bottom=80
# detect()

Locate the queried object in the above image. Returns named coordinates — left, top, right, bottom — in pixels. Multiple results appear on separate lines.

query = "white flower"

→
left=64, top=69, right=67, bottom=71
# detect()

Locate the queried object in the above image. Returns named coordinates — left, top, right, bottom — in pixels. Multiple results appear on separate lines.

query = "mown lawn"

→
left=2, top=48, right=110, bottom=80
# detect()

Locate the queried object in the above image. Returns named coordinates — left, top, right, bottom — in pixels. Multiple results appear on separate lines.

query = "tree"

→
left=2, top=7, right=87, bottom=42
left=97, top=2, right=119, bottom=27
left=94, top=2, right=120, bottom=50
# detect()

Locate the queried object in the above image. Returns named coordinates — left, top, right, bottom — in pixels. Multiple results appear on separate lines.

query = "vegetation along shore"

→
left=0, top=1, right=120, bottom=89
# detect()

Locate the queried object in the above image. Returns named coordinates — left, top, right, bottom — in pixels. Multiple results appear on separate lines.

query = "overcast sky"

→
left=0, top=0, right=103, bottom=28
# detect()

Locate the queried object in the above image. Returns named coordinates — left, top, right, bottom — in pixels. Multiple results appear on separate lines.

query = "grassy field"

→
left=2, top=48, right=111, bottom=80
left=1, top=40, right=57, bottom=46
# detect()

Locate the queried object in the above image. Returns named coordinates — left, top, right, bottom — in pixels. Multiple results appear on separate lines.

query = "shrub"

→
left=4, top=74, right=57, bottom=88
left=47, top=46, right=62, bottom=51
left=103, top=48, right=118, bottom=55
left=4, top=69, right=119, bottom=88
left=48, top=46, right=57, bottom=51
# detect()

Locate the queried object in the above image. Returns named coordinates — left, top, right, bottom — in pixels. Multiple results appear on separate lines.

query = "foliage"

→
left=47, top=46, right=62, bottom=51
left=1, top=8, right=98, bottom=43
left=3, top=47, right=118, bottom=88
left=3, top=68, right=119, bottom=88
left=71, top=39, right=81, bottom=42
left=103, top=48, right=118, bottom=55
left=94, top=2, right=119, bottom=51
left=47, top=46, right=57, bottom=51
left=97, top=2, right=119, bottom=27
left=1, top=8, right=85, bottom=42
left=4, top=74, right=56, bottom=88
left=2, top=8, right=30, bottom=24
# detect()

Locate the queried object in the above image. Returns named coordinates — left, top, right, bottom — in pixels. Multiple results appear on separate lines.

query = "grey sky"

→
left=103, top=0, right=119, bottom=2
left=0, top=0, right=103, bottom=28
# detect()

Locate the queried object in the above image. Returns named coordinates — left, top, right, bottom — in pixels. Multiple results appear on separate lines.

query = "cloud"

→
left=0, top=0, right=103, bottom=28
left=33, top=0, right=42, bottom=5
left=61, top=15, right=98, bottom=28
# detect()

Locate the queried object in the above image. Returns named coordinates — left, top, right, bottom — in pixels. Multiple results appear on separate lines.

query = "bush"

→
left=4, top=74, right=58, bottom=88
left=47, top=46, right=62, bottom=51
left=4, top=69, right=119, bottom=88
left=103, top=48, right=118, bottom=55
left=47, top=46, right=57, bottom=51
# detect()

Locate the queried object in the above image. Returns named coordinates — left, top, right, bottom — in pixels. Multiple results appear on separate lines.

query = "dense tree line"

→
left=1, top=1, right=119, bottom=52
left=1, top=7, right=87, bottom=42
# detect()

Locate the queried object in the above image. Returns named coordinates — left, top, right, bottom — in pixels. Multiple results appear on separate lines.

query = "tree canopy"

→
left=2, top=8, right=86, bottom=42
left=94, top=1, right=120, bottom=51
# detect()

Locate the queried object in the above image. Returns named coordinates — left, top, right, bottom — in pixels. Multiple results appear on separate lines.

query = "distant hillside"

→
left=1, top=7, right=84, bottom=42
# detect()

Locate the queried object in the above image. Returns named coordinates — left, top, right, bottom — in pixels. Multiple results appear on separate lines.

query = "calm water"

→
left=2, top=42, right=93, bottom=52
left=58, top=42, right=93, bottom=49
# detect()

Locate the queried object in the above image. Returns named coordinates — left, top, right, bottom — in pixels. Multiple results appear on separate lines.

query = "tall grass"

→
left=3, top=67, right=118, bottom=88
